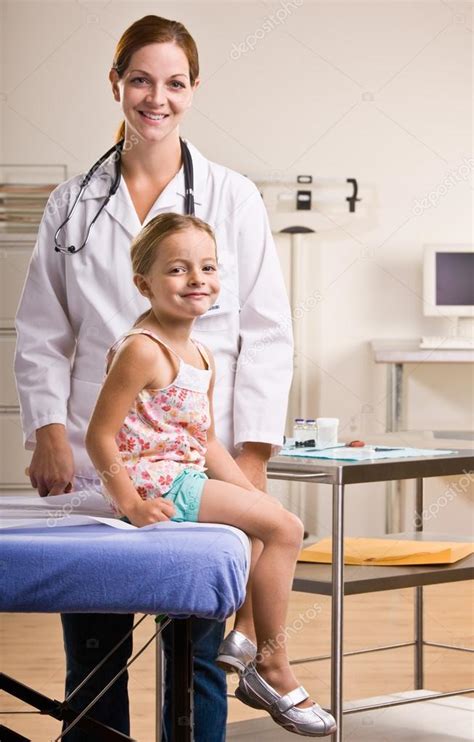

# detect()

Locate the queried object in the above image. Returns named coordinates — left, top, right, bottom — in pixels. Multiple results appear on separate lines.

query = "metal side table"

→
left=265, top=444, right=474, bottom=742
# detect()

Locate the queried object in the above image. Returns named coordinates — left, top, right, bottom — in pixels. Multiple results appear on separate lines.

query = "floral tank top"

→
left=103, top=328, right=212, bottom=507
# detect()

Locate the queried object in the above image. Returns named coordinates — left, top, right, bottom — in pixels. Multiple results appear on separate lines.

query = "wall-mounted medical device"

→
left=252, top=174, right=362, bottom=214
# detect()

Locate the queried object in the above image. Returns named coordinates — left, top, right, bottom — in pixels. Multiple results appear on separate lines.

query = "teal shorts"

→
left=162, top=468, right=208, bottom=523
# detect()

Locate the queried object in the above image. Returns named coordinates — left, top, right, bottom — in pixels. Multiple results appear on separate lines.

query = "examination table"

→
left=0, top=494, right=250, bottom=741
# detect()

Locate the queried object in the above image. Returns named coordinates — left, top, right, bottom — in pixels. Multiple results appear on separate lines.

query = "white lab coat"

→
left=14, top=140, right=293, bottom=478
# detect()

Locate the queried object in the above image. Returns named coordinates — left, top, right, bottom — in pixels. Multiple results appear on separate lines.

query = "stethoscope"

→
left=54, top=137, right=195, bottom=254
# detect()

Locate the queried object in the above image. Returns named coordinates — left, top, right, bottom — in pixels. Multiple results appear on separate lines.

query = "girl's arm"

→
left=204, top=351, right=257, bottom=491
left=85, top=336, right=175, bottom=523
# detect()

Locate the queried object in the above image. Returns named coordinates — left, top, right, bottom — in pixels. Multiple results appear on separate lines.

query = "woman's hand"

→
left=125, top=496, right=176, bottom=528
left=235, top=442, right=272, bottom=492
left=29, top=424, right=75, bottom=497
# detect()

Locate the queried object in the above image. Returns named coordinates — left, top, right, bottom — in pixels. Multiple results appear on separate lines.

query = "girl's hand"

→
left=125, top=496, right=176, bottom=528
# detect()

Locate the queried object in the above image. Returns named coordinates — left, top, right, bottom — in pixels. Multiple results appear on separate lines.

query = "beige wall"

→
left=2, top=0, right=472, bottom=534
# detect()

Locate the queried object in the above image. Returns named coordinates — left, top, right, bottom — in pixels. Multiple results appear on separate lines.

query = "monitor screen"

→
left=436, top=252, right=474, bottom=306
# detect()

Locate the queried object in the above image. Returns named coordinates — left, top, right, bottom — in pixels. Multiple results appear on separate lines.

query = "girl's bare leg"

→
left=233, top=537, right=263, bottom=644
left=234, top=494, right=284, bottom=641
left=198, top=480, right=311, bottom=707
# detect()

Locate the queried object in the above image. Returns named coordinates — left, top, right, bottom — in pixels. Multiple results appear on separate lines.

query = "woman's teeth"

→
left=140, top=112, right=168, bottom=121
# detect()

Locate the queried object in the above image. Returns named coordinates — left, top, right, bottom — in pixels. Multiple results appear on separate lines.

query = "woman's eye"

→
left=203, top=265, right=217, bottom=272
left=130, top=78, right=185, bottom=89
left=170, top=267, right=186, bottom=273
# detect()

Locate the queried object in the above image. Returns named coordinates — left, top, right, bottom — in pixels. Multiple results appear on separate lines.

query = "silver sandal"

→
left=216, top=629, right=257, bottom=674
left=236, top=664, right=337, bottom=737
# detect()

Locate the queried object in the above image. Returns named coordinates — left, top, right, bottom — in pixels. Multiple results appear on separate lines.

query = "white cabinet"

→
left=0, top=236, right=35, bottom=488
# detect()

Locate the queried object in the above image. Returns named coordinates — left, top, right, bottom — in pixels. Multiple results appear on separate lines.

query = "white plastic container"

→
left=316, top=417, right=339, bottom=448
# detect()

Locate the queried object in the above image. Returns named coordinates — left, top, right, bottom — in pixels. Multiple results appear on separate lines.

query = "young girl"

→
left=86, top=212, right=336, bottom=737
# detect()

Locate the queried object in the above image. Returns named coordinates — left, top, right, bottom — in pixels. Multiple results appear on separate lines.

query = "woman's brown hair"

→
left=111, top=15, right=199, bottom=143
left=130, top=213, right=217, bottom=326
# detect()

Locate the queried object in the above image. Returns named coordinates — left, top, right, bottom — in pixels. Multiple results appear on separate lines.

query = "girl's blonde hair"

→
left=112, top=15, right=200, bottom=143
left=130, top=212, right=217, bottom=326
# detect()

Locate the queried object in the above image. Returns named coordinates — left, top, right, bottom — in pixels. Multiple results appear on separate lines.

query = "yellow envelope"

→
left=298, top=537, right=474, bottom=566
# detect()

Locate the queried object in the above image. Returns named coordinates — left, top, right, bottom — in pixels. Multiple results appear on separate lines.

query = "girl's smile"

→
left=181, top=291, right=211, bottom=299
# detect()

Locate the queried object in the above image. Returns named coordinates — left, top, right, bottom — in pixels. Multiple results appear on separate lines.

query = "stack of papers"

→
left=298, top=537, right=474, bottom=566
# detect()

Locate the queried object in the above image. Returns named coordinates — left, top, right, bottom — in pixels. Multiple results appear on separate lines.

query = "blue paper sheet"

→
left=280, top=446, right=455, bottom=461
left=0, top=522, right=249, bottom=619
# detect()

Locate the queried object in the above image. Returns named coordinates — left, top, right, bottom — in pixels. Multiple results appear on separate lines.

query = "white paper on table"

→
left=0, top=490, right=135, bottom=530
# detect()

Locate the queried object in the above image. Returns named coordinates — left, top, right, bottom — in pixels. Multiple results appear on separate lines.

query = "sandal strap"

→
left=273, top=685, right=309, bottom=713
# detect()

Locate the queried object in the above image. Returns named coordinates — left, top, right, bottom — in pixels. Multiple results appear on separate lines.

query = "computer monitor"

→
left=423, top=244, right=474, bottom=334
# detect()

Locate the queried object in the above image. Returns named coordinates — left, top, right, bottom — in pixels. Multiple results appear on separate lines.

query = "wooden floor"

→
left=1, top=582, right=472, bottom=740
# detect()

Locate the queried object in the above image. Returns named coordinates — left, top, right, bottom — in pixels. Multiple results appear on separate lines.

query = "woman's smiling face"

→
left=110, top=42, right=199, bottom=142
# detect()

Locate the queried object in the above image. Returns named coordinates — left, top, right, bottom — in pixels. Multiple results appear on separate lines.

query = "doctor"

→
left=14, top=14, right=293, bottom=742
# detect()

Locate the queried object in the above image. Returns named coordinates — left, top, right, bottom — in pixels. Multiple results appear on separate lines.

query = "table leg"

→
left=171, top=619, right=194, bottom=742
left=385, top=362, right=404, bottom=533
left=414, top=478, right=424, bottom=689
left=155, top=636, right=164, bottom=742
left=0, top=723, right=30, bottom=741
left=331, top=483, right=345, bottom=742
left=386, top=362, right=403, bottom=433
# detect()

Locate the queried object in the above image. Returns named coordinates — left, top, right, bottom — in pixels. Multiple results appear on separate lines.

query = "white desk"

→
left=371, top=340, right=474, bottom=531
left=371, top=339, right=474, bottom=433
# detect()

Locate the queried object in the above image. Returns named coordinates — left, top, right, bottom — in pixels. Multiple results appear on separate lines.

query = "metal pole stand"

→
left=331, top=483, right=345, bottom=742
left=414, top=478, right=424, bottom=689
left=171, top=618, right=194, bottom=742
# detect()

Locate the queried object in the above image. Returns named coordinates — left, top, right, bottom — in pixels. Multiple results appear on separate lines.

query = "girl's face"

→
left=110, top=42, right=199, bottom=143
left=134, top=227, right=220, bottom=323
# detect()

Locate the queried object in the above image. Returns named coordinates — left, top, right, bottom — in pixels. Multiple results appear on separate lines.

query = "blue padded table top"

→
left=0, top=522, right=249, bottom=619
